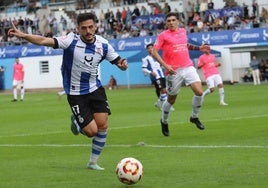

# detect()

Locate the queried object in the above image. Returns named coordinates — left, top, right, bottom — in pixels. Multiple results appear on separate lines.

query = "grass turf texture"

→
left=0, top=84, right=267, bottom=188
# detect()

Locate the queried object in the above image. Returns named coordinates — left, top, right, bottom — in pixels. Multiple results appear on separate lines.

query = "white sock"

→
left=219, top=88, right=225, bottom=103
left=161, top=100, right=172, bottom=124
left=20, top=87, right=25, bottom=100
left=13, top=88, right=17, bottom=99
left=203, top=89, right=211, bottom=97
left=191, top=95, right=202, bottom=118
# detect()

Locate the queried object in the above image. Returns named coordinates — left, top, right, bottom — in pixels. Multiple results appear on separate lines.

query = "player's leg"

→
left=252, top=70, right=257, bottom=85
left=160, top=73, right=182, bottom=136
left=203, top=76, right=215, bottom=98
left=155, top=78, right=167, bottom=110
left=12, top=80, right=18, bottom=101
left=186, top=67, right=205, bottom=130
left=86, top=87, right=110, bottom=170
left=20, top=81, right=25, bottom=101
left=87, top=112, right=108, bottom=170
left=215, top=75, right=228, bottom=105
left=256, top=69, right=261, bottom=85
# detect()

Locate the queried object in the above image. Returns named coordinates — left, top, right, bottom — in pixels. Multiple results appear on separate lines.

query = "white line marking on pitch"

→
left=0, top=114, right=267, bottom=138
left=0, top=144, right=267, bottom=149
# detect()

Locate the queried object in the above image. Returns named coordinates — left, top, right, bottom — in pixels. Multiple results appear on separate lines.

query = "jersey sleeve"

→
left=54, top=32, right=75, bottom=49
left=105, top=43, right=120, bottom=62
left=141, top=57, right=151, bottom=74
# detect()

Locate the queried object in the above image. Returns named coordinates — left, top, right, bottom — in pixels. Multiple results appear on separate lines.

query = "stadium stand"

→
left=1, top=0, right=268, bottom=46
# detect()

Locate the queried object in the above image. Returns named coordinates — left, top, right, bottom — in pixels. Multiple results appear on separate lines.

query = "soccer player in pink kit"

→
left=198, top=44, right=228, bottom=106
left=12, top=57, right=25, bottom=102
left=150, top=12, right=205, bottom=136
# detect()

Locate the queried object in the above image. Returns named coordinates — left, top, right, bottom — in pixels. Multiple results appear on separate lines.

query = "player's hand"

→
left=199, top=45, right=206, bottom=52
left=150, top=72, right=157, bottom=77
left=8, top=22, right=25, bottom=38
left=165, top=64, right=176, bottom=75
left=200, top=44, right=210, bottom=52
left=117, top=58, right=128, bottom=71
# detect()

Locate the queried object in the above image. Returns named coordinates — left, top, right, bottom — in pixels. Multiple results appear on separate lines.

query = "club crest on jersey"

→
left=84, top=56, right=93, bottom=64
left=78, top=115, right=84, bottom=124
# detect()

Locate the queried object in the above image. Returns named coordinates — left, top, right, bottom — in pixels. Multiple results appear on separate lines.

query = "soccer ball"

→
left=115, top=157, right=143, bottom=185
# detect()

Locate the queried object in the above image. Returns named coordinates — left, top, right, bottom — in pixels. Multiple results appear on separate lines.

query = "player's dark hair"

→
left=77, top=13, right=97, bottom=25
left=165, top=12, right=179, bottom=20
left=146, top=43, right=154, bottom=49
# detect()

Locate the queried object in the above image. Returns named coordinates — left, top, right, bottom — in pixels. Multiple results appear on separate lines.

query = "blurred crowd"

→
left=0, top=0, right=268, bottom=46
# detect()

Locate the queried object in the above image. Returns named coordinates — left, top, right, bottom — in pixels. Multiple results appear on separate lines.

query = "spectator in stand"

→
left=205, top=13, right=214, bottom=29
left=162, top=2, right=171, bottom=15
left=252, top=0, right=258, bottom=17
left=104, top=9, right=111, bottom=31
left=185, top=1, right=194, bottom=24
left=208, top=0, right=214, bottom=10
left=121, top=7, right=127, bottom=25
left=121, top=29, right=130, bottom=38
left=139, top=27, right=148, bottom=37
left=199, top=0, right=208, bottom=19
left=152, top=4, right=161, bottom=15
left=259, top=59, right=267, bottom=81
left=140, top=5, right=149, bottom=16
left=116, top=9, right=122, bottom=22
left=260, top=7, right=268, bottom=23
left=195, top=2, right=200, bottom=14
left=125, top=7, right=132, bottom=29
left=39, top=15, right=49, bottom=35
left=132, top=5, right=141, bottom=20
left=243, top=3, right=249, bottom=18
left=263, top=60, right=268, bottom=81
left=97, top=20, right=105, bottom=36
left=227, top=12, right=236, bottom=29
left=249, top=55, right=261, bottom=85
left=60, top=15, right=67, bottom=31
left=242, top=67, right=253, bottom=82
left=107, top=75, right=117, bottom=90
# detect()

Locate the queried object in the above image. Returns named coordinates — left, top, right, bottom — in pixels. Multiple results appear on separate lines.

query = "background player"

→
left=198, top=44, right=228, bottom=105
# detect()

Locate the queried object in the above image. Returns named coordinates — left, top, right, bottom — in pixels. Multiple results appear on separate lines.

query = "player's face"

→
left=78, top=19, right=97, bottom=43
left=146, top=45, right=153, bottom=55
left=165, top=16, right=179, bottom=31
left=203, top=46, right=211, bottom=54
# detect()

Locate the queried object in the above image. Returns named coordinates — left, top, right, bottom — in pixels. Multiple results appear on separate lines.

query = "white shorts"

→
left=166, top=66, right=201, bottom=95
left=206, top=74, right=223, bottom=89
left=13, top=80, right=24, bottom=88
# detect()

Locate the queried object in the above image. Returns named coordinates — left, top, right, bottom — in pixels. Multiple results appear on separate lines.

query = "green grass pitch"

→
left=0, top=84, right=267, bottom=188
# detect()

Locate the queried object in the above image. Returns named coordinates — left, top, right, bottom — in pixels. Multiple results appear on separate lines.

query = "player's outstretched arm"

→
left=8, top=22, right=55, bottom=47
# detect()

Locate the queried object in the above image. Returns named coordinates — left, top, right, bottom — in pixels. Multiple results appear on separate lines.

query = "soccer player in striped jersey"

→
left=8, top=13, right=128, bottom=170
left=142, top=43, right=167, bottom=110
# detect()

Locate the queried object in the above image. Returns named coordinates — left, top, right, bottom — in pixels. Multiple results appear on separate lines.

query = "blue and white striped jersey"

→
left=142, top=55, right=165, bottom=80
left=55, top=32, right=120, bottom=95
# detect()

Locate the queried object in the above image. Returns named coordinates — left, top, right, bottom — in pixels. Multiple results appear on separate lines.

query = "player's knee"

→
left=195, top=90, right=203, bottom=96
left=83, top=124, right=98, bottom=137
left=98, top=123, right=108, bottom=130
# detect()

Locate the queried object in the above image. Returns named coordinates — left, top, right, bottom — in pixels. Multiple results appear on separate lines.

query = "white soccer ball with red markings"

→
left=115, top=157, right=143, bottom=185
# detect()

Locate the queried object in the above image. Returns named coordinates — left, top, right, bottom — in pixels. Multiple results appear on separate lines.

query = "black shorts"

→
left=153, top=77, right=166, bottom=90
left=67, top=87, right=111, bottom=128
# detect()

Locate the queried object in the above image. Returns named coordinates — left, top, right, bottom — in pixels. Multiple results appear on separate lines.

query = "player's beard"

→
left=81, top=34, right=95, bottom=44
